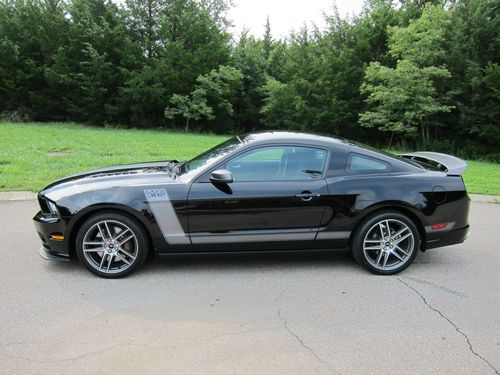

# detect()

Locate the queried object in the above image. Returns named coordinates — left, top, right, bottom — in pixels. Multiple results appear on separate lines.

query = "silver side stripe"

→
left=315, top=231, right=351, bottom=240
left=191, top=228, right=316, bottom=244
left=144, top=188, right=190, bottom=245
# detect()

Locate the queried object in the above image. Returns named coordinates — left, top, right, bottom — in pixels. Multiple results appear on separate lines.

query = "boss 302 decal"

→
left=144, top=188, right=190, bottom=245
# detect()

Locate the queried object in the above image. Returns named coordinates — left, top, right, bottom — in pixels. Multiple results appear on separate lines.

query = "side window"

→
left=346, top=153, right=391, bottom=173
left=225, top=146, right=327, bottom=182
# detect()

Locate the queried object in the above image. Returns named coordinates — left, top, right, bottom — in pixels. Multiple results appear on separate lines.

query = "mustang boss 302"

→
left=34, top=132, right=470, bottom=278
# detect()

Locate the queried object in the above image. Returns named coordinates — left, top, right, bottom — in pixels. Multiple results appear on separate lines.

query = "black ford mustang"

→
left=34, top=132, right=470, bottom=278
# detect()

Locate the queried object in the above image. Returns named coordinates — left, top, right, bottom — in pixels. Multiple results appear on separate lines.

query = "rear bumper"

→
left=33, top=210, right=70, bottom=259
left=425, top=225, right=469, bottom=250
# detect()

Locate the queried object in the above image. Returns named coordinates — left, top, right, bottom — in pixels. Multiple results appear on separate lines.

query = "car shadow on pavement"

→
left=43, top=247, right=464, bottom=278
left=143, top=249, right=358, bottom=273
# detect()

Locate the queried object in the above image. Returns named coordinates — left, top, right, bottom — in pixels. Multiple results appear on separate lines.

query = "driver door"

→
left=187, top=145, right=329, bottom=251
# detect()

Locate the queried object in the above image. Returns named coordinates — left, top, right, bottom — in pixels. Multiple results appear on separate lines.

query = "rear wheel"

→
left=352, top=211, right=420, bottom=275
left=76, top=212, right=148, bottom=278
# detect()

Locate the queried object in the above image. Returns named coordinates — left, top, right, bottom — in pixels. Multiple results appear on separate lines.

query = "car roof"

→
left=237, top=131, right=425, bottom=173
left=239, top=131, right=348, bottom=147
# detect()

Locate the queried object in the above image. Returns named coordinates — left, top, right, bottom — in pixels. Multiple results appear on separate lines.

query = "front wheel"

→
left=351, top=211, right=420, bottom=275
left=76, top=212, right=148, bottom=278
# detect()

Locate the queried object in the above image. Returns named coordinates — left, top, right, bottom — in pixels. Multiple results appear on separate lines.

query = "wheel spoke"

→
left=382, top=251, right=389, bottom=267
left=364, top=239, right=381, bottom=243
left=393, top=227, right=409, bottom=238
left=364, top=245, right=381, bottom=250
left=116, top=228, right=131, bottom=241
left=106, top=254, right=114, bottom=272
left=395, top=245, right=409, bottom=256
left=118, top=234, right=135, bottom=246
left=104, top=221, right=113, bottom=239
left=395, top=232, right=412, bottom=244
left=375, top=251, right=384, bottom=266
left=118, top=248, right=136, bottom=260
left=84, top=247, right=104, bottom=253
left=392, top=251, right=404, bottom=261
left=97, top=224, right=106, bottom=240
left=83, top=241, right=104, bottom=246
left=115, top=252, right=131, bottom=265
left=378, top=223, right=385, bottom=237
left=99, top=254, right=107, bottom=269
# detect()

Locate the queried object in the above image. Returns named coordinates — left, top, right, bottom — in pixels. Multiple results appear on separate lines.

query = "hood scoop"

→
left=85, top=170, right=141, bottom=179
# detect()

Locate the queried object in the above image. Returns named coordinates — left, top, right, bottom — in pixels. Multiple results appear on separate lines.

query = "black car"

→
left=34, top=132, right=470, bottom=278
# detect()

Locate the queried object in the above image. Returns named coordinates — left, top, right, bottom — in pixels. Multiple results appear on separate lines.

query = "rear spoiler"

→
left=399, top=152, right=467, bottom=175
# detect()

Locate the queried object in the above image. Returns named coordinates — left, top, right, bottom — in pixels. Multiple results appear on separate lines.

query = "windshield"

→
left=178, top=136, right=243, bottom=180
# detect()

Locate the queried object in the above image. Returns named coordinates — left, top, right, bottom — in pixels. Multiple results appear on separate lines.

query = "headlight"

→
left=46, top=200, right=59, bottom=217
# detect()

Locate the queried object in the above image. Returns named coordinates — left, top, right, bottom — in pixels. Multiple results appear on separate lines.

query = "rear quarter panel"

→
left=315, top=171, right=469, bottom=249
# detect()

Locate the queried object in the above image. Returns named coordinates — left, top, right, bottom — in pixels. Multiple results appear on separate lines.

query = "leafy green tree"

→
left=231, top=31, right=268, bottom=131
left=196, top=65, right=243, bottom=129
left=0, top=0, right=69, bottom=119
left=118, top=0, right=231, bottom=127
left=447, top=0, right=500, bottom=151
left=388, top=2, right=450, bottom=67
left=360, top=60, right=452, bottom=138
left=262, top=16, right=273, bottom=60
left=360, top=3, right=454, bottom=145
left=165, top=65, right=242, bottom=132
left=165, top=89, right=213, bottom=132
left=260, top=25, right=321, bottom=131
left=124, top=0, right=162, bottom=59
left=260, top=78, right=309, bottom=130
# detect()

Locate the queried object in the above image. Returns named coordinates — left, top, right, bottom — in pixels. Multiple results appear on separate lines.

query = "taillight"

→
left=431, top=223, right=447, bottom=230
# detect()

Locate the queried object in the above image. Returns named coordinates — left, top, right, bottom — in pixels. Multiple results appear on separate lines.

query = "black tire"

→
left=351, top=211, right=420, bottom=275
left=76, top=211, right=149, bottom=278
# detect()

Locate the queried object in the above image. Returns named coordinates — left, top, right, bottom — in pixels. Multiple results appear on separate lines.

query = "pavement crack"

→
left=396, top=277, right=499, bottom=375
left=275, top=291, right=338, bottom=374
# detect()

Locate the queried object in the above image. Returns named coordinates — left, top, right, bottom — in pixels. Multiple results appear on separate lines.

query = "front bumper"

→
left=33, top=210, right=70, bottom=260
left=39, top=246, right=70, bottom=261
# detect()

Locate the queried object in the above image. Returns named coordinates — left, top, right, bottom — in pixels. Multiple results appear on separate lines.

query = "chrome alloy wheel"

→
left=363, top=219, right=415, bottom=271
left=82, top=220, right=138, bottom=275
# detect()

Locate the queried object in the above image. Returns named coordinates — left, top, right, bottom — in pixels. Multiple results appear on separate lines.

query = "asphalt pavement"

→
left=0, top=199, right=499, bottom=375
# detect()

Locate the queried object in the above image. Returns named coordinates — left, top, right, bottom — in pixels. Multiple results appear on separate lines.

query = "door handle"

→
left=295, top=191, right=320, bottom=201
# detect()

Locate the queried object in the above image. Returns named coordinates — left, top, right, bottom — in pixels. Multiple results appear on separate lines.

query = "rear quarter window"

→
left=346, top=153, right=391, bottom=173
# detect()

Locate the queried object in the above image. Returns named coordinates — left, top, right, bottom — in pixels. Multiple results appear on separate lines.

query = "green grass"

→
left=462, top=160, right=500, bottom=196
left=0, top=122, right=499, bottom=195
left=0, top=122, right=228, bottom=191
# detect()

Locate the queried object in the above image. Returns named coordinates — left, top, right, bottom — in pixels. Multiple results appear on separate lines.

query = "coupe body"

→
left=34, top=132, right=470, bottom=277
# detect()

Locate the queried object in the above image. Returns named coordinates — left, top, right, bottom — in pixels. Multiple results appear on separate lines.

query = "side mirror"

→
left=210, top=169, right=233, bottom=184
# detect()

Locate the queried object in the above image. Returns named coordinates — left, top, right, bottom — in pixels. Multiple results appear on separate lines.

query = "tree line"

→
left=0, top=0, right=498, bottom=160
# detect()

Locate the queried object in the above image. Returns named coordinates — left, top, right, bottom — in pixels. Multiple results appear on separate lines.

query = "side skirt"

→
left=157, top=247, right=350, bottom=256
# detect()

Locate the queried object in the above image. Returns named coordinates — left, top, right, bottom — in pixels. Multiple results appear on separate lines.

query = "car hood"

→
left=40, top=161, right=179, bottom=201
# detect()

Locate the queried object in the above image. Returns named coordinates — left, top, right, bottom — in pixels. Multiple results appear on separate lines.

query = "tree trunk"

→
left=185, top=118, right=190, bottom=132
